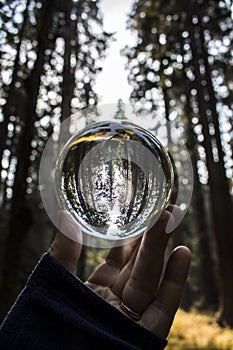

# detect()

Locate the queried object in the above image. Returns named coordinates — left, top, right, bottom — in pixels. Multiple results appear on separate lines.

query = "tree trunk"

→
left=185, top=92, right=218, bottom=310
left=188, top=1, right=233, bottom=326
left=60, top=1, right=76, bottom=126
left=0, top=0, right=30, bottom=197
left=0, top=0, right=54, bottom=322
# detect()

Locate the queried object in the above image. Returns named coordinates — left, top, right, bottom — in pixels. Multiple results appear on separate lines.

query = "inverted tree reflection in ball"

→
left=55, top=121, right=174, bottom=239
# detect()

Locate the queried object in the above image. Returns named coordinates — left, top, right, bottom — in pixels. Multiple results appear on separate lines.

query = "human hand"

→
left=48, top=208, right=191, bottom=339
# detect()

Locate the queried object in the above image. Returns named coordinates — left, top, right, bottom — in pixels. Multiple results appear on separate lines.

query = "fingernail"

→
left=165, top=214, right=176, bottom=233
left=165, top=205, right=183, bottom=233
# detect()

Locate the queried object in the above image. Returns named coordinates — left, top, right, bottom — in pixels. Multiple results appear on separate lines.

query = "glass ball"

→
left=54, top=121, right=174, bottom=241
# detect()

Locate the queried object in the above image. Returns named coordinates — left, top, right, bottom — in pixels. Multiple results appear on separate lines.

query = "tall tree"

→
left=124, top=0, right=233, bottom=325
left=0, top=0, right=110, bottom=321
left=187, top=0, right=233, bottom=326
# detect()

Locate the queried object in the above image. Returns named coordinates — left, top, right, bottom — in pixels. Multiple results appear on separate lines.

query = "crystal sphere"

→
left=55, top=121, right=174, bottom=240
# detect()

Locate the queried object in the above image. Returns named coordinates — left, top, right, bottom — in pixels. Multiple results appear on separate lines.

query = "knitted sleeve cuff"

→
left=0, top=253, right=167, bottom=350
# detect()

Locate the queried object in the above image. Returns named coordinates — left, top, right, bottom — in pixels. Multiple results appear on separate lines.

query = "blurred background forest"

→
left=0, top=0, right=233, bottom=348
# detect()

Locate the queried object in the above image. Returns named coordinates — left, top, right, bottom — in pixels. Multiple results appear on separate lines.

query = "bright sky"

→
left=94, top=0, right=136, bottom=104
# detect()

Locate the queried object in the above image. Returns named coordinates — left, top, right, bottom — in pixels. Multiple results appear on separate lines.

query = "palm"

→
left=86, top=241, right=139, bottom=310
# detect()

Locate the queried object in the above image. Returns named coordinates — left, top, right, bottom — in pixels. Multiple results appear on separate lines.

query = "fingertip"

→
left=164, top=212, right=175, bottom=234
left=57, top=210, right=82, bottom=245
left=166, top=245, right=191, bottom=283
left=146, top=209, right=172, bottom=235
left=173, top=245, right=192, bottom=261
left=47, top=211, right=83, bottom=274
left=48, top=231, right=82, bottom=274
left=165, top=205, right=183, bottom=233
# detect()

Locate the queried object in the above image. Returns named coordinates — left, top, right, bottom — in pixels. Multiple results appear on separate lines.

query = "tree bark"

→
left=185, top=91, right=219, bottom=310
left=60, top=1, right=76, bottom=125
left=0, top=0, right=30, bottom=196
left=187, top=126, right=219, bottom=309
left=0, top=0, right=54, bottom=322
left=188, top=1, right=233, bottom=326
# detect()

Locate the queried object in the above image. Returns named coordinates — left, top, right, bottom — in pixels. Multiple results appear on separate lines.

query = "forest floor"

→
left=167, top=309, right=233, bottom=349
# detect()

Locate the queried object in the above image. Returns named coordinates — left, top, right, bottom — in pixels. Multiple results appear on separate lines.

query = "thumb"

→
left=48, top=211, right=82, bottom=274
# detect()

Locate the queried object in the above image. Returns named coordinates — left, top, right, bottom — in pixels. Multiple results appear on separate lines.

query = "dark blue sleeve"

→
left=0, top=253, right=167, bottom=350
